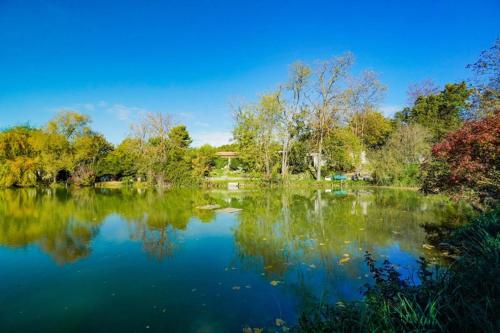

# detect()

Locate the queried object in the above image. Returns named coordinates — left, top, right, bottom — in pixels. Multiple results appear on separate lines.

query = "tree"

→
left=131, top=112, right=173, bottom=185
left=349, top=110, right=393, bottom=149
left=344, top=70, right=386, bottom=134
left=370, top=124, right=431, bottom=185
left=47, top=110, right=90, bottom=140
left=0, top=126, right=39, bottom=187
left=422, top=111, right=499, bottom=206
left=324, top=127, right=363, bottom=172
left=30, top=130, right=72, bottom=184
left=164, top=125, right=196, bottom=186
left=233, top=93, right=281, bottom=180
left=309, top=53, right=354, bottom=181
left=395, top=82, right=473, bottom=140
left=72, top=133, right=113, bottom=185
left=406, top=78, right=439, bottom=105
left=467, top=38, right=500, bottom=117
left=192, top=145, right=216, bottom=178
left=97, top=138, right=140, bottom=180
left=278, top=62, right=311, bottom=179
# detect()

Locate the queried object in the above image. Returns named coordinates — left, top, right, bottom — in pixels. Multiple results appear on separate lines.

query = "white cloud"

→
left=105, top=104, right=149, bottom=121
left=83, top=103, right=95, bottom=111
left=380, top=105, right=402, bottom=117
left=191, top=131, right=233, bottom=147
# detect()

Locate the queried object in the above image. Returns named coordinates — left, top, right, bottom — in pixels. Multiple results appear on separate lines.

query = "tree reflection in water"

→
left=0, top=187, right=469, bottom=267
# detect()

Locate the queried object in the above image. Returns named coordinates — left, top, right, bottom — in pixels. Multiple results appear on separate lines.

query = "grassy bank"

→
left=297, top=207, right=500, bottom=333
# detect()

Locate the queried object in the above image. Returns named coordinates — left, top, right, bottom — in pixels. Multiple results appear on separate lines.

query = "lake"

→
left=0, top=187, right=469, bottom=332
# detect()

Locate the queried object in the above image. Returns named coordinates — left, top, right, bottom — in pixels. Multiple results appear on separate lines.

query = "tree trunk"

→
left=316, top=136, right=323, bottom=181
left=281, top=140, right=289, bottom=179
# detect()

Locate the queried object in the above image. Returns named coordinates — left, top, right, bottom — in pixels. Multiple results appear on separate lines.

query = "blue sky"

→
left=0, top=0, right=498, bottom=146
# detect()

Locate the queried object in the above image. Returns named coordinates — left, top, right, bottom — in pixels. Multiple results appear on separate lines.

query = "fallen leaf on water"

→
left=270, top=280, right=281, bottom=286
left=359, top=228, right=365, bottom=231
left=344, top=240, right=351, bottom=244
left=339, top=257, right=351, bottom=264
left=319, top=242, right=325, bottom=246
left=276, top=318, right=285, bottom=326
left=253, top=328, right=263, bottom=333
left=422, top=244, right=434, bottom=250
left=343, top=253, right=350, bottom=257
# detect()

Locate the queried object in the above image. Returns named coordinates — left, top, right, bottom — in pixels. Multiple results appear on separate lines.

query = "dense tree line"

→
left=233, top=40, right=498, bottom=192
left=0, top=110, right=219, bottom=188
left=1, top=40, right=497, bottom=194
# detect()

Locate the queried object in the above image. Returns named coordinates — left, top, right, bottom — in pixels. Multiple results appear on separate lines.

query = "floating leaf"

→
left=422, top=244, right=434, bottom=250
left=339, top=257, right=351, bottom=264
left=270, top=280, right=281, bottom=286
left=344, top=240, right=351, bottom=244
left=275, top=318, right=285, bottom=326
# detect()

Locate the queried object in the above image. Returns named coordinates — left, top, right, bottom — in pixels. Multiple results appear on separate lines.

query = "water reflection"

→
left=0, top=187, right=467, bottom=266
left=0, top=188, right=471, bottom=332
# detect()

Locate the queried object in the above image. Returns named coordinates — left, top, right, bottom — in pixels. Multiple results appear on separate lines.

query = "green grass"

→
left=297, top=207, right=500, bottom=333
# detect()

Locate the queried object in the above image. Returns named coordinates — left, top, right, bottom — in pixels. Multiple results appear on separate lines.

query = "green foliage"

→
left=47, top=110, right=90, bottom=140
left=395, top=82, right=473, bottom=141
left=324, top=128, right=363, bottom=172
left=369, top=124, right=431, bottom=185
left=191, top=144, right=216, bottom=178
left=349, top=110, right=393, bottom=149
left=96, top=138, right=140, bottom=178
left=0, top=126, right=40, bottom=187
left=422, top=111, right=500, bottom=207
left=233, top=94, right=282, bottom=179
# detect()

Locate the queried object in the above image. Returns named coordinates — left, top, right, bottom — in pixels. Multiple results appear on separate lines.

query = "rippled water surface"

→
left=0, top=188, right=468, bottom=332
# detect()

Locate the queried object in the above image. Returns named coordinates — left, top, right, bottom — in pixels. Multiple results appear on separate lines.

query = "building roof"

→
left=216, top=151, right=239, bottom=157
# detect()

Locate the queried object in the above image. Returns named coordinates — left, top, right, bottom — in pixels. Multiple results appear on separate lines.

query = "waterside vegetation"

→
left=0, top=41, right=498, bottom=207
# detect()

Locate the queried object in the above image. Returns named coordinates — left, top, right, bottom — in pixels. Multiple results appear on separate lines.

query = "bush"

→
left=422, top=111, right=500, bottom=207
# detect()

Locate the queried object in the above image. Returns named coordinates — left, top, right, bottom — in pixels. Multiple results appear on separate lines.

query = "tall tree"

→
left=395, top=82, right=473, bottom=141
left=233, top=93, right=281, bottom=180
left=47, top=110, right=90, bottom=140
left=349, top=110, right=393, bottom=149
left=308, top=53, right=354, bottom=180
left=278, top=62, right=311, bottom=179
left=467, top=38, right=500, bottom=117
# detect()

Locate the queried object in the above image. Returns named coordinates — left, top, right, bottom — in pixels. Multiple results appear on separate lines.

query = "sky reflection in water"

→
left=0, top=188, right=468, bottom=332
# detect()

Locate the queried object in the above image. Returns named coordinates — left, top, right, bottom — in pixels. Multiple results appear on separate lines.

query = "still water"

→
left=0, top=188, right=468, bottom=332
